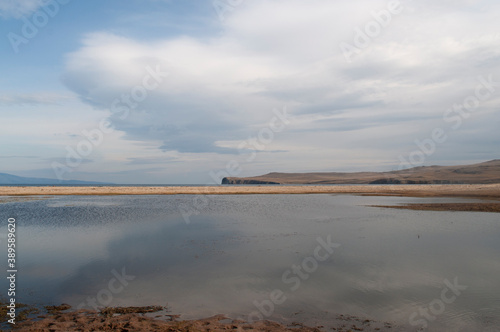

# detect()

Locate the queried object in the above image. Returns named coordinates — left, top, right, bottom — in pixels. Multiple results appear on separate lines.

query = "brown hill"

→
left=222, top=160, right=500, bottom=185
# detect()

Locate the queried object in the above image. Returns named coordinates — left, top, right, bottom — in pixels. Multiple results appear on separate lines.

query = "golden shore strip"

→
left=1, top=184, right=500, bottom=199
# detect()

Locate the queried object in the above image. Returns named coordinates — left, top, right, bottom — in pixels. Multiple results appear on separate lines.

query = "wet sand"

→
left=1, top=184, right=499, bottom=199
left=371, top=202, right=500, bottom=213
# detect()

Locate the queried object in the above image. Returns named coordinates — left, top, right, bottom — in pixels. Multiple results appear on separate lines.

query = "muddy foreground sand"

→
left=12, top=306, right=398, bottom=332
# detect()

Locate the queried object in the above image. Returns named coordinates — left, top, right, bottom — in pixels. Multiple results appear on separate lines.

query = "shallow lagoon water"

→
left=1, top=194, right=499, bottom=331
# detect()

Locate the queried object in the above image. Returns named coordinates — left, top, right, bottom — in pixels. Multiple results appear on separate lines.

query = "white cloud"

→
left=60, top=0, right=500, bottom=178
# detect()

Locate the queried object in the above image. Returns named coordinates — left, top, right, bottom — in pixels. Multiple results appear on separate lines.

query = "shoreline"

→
left=10, top=304, right=398, bottom=332
left=1, top=184, right=499, bottom=199
left=371, top=202, right=500, bottom=213
left=2, top=185, right=499, bottom=213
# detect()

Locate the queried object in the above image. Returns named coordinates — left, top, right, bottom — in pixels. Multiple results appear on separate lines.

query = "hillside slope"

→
left=0, top=173, right=110, bottom=185
left=222, top=160, right=500, bottom=185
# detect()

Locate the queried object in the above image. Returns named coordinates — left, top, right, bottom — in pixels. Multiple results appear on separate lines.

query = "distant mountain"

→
left=222, top=160, right=500, bottom=185
left=0, top=173, right=111, bottom=185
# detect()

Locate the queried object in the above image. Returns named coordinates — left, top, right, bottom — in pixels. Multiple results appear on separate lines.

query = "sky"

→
left=0, top=0, right=499, bottom=184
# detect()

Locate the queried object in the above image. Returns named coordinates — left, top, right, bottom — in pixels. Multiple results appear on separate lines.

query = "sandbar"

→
left=0, top=184, right=499, bottom=199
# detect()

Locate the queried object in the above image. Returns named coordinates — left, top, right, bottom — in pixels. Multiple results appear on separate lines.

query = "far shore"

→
left=1, top=184, right=499, bottom=199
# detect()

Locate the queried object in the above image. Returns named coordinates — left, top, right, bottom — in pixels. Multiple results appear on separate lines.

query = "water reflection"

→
left=0, top=194, right=499, bottom=331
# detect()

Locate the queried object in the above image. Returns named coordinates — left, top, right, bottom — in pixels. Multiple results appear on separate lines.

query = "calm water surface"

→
left=1, top=194, right=499, bottom=331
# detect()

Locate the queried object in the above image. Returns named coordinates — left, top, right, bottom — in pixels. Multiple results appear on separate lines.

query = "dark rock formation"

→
left=222, top=177, right=280, bottom=185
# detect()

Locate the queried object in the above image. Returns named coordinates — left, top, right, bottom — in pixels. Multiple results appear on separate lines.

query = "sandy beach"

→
left=1, top=184, right=500, bottom=199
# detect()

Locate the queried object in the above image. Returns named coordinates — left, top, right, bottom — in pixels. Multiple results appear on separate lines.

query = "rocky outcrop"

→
left=222, top=177, right=280, bottom=185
